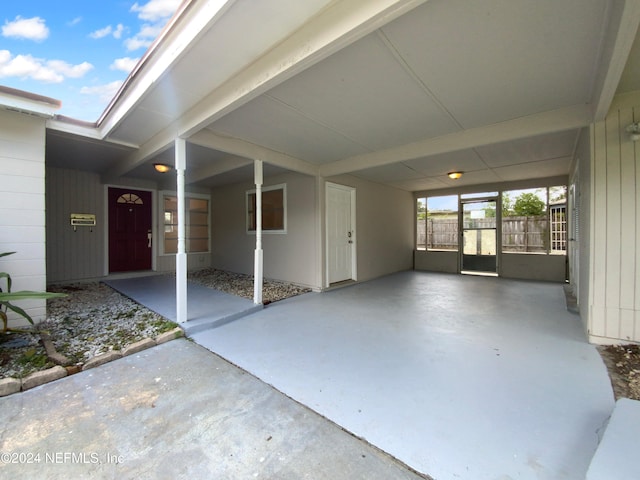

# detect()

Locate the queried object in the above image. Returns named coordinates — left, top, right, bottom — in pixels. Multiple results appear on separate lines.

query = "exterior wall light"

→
left=447, top=171, right=463, bottom=179
left=154, top=163, right=172, bottom=173
left=625, top=122, right=640, bottom=141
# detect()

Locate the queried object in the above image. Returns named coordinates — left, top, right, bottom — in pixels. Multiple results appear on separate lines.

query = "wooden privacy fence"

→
left=417, top=215, right=565, bottom=252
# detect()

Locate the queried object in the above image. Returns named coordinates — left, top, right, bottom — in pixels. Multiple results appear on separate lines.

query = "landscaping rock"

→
left=21, top=366, right=67, bottom=391
left=122, top=338, right=156, bottom=356
left=0, top=377, right=21, bottom=397
left=82, top=351, right=123, bottom=371
left=156, top=327, right=184, bottom=345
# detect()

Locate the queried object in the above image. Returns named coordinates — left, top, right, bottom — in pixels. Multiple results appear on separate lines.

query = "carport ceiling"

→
left=199, top=0, right=617, bottom=190
left=47, top=0, right=640, bottom=192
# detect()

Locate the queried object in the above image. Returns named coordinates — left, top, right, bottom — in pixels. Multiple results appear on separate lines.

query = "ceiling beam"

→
left=178, top=0, right=428, bottom=138
left=186, top=155, right=253, bottom=184
left=591, top=0, right=640, bottom=121
left=101, top=127, right=177, bottom=183
left=319, top=104, right=593, bottom=177
left=189, top=130, right=318, bottom=177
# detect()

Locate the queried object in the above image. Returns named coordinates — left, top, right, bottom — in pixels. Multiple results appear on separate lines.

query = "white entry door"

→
left=327, top=183, right=355, bottom=284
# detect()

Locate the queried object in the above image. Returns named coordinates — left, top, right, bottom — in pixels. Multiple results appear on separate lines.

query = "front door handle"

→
left=147, top=230, right=152, bottom=248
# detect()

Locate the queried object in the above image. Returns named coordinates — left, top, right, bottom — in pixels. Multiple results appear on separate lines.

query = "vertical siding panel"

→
left=619, top=106, right=636, bottom=344
left=635, top=105, right=640, bottom=341
left=591, top=121, right=607, bottom=337
left=46, top=167, right=106, bottom=282
left=605, top=112, right=622, bottom=339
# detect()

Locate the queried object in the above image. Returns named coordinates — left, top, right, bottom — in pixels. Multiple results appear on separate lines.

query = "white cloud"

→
left=124, top=23, right=163, bottom=51
left=131, top=0, right=182, bottom=22
left=68, top=17, right=82, bottom=27
left=90, top=24, right=126, bottom=40
left=113, top=24, right=125, bottom=40
left=47, top=60, right=93, bottom=78
left=80, top=80, right=123, bottom=103
left=0, top=49, right=93, bottom=83
left=2, top=16, right=49, bottom=41
left=110, top=57, right=139, bottom=73
left=90, top=25, right=113, bottom=39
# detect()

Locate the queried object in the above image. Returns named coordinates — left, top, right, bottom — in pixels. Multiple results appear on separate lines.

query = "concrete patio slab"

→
left=0, top=339, right=426, bottom=480
left=191, top=271, right=615, bottom=480
left=105, top=275, right=262, bottom=334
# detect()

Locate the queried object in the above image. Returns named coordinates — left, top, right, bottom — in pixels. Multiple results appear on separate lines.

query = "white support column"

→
left=253, top=159, right=263, bottom=305
left=175, top=138, right=188, bottom=322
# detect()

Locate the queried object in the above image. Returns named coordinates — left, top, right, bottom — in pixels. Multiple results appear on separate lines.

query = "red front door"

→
left=108, top=188, right=153, bottom=273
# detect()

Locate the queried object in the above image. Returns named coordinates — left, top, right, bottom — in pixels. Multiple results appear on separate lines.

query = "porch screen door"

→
left=461, top=198, right=497, bottom=274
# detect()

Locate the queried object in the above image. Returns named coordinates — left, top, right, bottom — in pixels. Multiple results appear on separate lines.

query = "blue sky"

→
left=1, top=0, right=182, bottom=121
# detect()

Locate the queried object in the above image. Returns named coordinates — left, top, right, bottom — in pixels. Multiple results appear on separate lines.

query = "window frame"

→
left=160, top=191, right=211, bottom=255
left=246, top=183, right=287, bottom=234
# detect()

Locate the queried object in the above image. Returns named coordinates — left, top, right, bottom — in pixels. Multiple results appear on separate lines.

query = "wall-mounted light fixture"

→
left=154, top=163, right=172, bottom=173
left=447, top=171, right=463, bottom=180
left=625, top=122, right=640, bottom=141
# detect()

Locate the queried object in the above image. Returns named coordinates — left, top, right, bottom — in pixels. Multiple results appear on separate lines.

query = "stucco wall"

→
left=211, top=172, right=319, bottom=289
left=0, top=109, right=47, bottom=324
left=588, top=92, right=640, bottom=344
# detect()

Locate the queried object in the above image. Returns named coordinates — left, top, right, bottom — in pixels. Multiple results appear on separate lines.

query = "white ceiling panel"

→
left=390, top=177, right=450, bottom=192
left=109, top=106, right=173, bottom=146
left=381, top=0, right=609, bottom=128
left=494, top=157, right=572, bottom=182
left=209, top=95, right=369, bottom=163
left=403, top=149, right=488, bottom=177
left=475, top=130, right=580, bottom=168
left=266, top=32, right=460, bottom=151
left=351, top=163, right=425, bottom=184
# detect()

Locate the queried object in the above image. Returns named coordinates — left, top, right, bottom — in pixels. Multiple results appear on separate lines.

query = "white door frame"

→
left=325, top=182, right=356, bottom=287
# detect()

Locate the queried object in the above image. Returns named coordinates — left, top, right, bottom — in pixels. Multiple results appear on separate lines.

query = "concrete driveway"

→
left=191, top=271, right=614, bottom=480
left=1, top=271, right=614, bottom=480
left=0, top=339, right=426, bottom=480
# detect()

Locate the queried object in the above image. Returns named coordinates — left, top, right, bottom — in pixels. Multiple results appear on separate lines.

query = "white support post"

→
left=175, top=138, right=188, bottom=322
left=253, top=159, right=263, bottom=305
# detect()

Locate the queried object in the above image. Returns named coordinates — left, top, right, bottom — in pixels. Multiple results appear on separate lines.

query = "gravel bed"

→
left=0, top=269, right=310, bottom=380
left=188, top=268, right=311, bottom=304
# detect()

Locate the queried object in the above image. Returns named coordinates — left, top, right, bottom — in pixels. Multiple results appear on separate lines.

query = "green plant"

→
left=0, top=252, right=66, bottom=334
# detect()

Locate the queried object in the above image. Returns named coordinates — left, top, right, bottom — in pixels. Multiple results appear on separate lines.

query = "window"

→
left=417, top=195, right=458, bottom=251
left=501, top=186, right=566, bottom=254
left=163, top=193, right=210, bottom=254
left=247, top=184, right=286, bottom=233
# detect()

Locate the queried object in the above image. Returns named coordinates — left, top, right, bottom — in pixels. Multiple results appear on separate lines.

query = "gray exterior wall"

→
left=325, top=175, right=414, bottom=284
left=211, top=172, right=320, bottom=289
left=45, top=167, right=210, bottom=282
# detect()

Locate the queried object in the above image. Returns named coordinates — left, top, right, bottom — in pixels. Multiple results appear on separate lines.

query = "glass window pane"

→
left=163, top=194, right=210, bottom=254
left=426, top=195, right=458, bottom=251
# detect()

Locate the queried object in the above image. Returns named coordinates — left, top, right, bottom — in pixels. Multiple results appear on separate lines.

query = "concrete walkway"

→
left=0, top=339, right=425, bottom=480
left=105, top=275, right=262, bottom=335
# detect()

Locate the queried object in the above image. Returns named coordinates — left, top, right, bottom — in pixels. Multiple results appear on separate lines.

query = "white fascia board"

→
left=178, top=0, right=428, bottom=138
left=319, top=104, right=594, bottom=177
left=0, top=92, right=59, bottom=118
left=591, top=0, right=640, bottom=121
left=97, top=0, right=236, bottom=138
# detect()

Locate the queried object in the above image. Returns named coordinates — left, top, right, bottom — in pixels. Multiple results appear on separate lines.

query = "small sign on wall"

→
left=70, top=213, right=96, bottom=231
